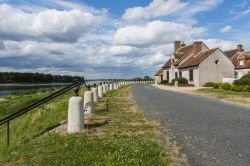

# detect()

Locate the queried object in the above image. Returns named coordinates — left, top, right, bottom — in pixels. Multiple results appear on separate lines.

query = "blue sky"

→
left=0, top=0, right=250, bottom=79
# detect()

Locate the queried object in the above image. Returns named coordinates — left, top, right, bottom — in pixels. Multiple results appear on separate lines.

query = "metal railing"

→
left=0, top=80, right=85, bottom=146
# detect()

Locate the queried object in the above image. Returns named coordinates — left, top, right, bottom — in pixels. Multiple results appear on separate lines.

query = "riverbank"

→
left=0, top=85, right=187, bottom=165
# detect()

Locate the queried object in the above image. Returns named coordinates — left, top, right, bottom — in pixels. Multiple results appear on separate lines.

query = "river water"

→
left=0, top=81, right=108, bottom=96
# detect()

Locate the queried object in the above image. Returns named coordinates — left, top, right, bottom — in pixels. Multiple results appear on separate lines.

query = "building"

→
left=224, top=44, right=250, bottom=79
left=155, top=68, right=163, bottom=84
left=155, top=40, right=235, bottom=86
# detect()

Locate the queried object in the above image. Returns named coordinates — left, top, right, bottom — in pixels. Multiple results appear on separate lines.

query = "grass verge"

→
left=0, top=85, right=183, bottom=165
left=195, top=88, right=250, bottom=106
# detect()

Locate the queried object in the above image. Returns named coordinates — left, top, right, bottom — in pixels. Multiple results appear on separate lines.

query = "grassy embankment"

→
left=195, top=88, right=250, bottom=106
left=0, top=85, right=184, bottom=165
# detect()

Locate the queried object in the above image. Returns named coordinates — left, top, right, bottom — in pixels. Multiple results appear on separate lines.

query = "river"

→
left=0, top=81, right=109, bottom=96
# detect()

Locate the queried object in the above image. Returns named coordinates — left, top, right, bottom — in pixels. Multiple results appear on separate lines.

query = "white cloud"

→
left=183, top=0, right=223, bottom=16
left=0, top=4, right=106, bottom=42
left=203, top=39, right=236, bottom=51
left=220, top=25, right=232, bottom=33
left=0, top=0, right=239, bottom=79
left=122, top=0, right=187, bottom=23
left=114, top=20, right=206, bottom=46
left=239, top=8, right=250, bottom=16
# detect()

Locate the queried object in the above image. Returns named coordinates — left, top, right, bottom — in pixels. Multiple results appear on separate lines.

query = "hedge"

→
left=171, top=78, right=188, bottom=85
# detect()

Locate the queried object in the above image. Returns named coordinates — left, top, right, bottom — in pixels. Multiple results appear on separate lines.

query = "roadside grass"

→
left=195, top=88, right=250, bottom=106
left=0, top=85, right=177, bottom=166
left=0, top=89, right=52, bottom=119
left=0, top=88, right=76, bottom=151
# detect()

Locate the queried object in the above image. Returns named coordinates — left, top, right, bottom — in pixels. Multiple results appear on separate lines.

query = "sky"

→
left=0, top=0, right=250, bottom=79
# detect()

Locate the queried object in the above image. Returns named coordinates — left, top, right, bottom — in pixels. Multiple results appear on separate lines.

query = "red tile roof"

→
left=223, top=49, right=238, bottom=59
left=178, top=48, right=217, bottom=69
left=155, top=68, right=163, bottom=76
left=231, top=52, right=250, bottom=69
left=174, top=44, right=193, bottom=60
left=162, top=58, right=171, bottom=68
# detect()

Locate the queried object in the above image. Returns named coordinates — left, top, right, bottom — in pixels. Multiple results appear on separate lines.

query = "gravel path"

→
left=131, top=84, right=250, bottom=166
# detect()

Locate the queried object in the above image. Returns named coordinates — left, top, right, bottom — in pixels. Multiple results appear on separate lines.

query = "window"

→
left=239, top=59, right=244, bottom=66
left=189, top=70, right=193, bottom=81
left=179, top=71, right=182, bottom=78
left=175, top=72, right=178, bottom=78
left=166, top=71, right=169, bottom=80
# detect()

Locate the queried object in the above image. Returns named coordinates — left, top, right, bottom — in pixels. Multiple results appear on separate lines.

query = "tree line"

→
left=0, top=72, right=83, bottom=83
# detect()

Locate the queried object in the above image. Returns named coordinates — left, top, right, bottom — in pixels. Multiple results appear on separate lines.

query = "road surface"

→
left=131, top=84, right=250, bottom=166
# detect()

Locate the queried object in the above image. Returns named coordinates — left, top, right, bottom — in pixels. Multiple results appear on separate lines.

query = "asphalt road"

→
left=131, top=84, right=250, bottom=166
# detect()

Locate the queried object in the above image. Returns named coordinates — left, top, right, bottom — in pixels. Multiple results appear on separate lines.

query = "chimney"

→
left=174, top=40, right=181, bottom=52
left=181, top=41, right=186, bottom=47
left=237, top=43, right=244, bottom=52
left=193, top=41, right=202, bottom=55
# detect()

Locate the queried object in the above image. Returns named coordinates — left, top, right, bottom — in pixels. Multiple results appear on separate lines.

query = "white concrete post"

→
left=98, top=85, right=103, bottom=98
left=109, top=83, right=113, bottom=91
left=102, top=84, right=106, bottom=94
left=68, top=96, right=84, bottom=133
left=106, top=84, right=109, bottom=92
left=84, top=90, right=94, bottom=114
left=92, top=87, right=98, bottom=102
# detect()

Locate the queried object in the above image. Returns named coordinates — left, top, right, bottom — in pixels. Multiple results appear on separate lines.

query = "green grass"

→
left=196, top=88, right=250, bottom=98
left=0, top=86, right=175, bottom=165
left=195, top=88, right=250, bottom=105
left=0, top=89, right=52, bottom=119
left=0, top=88, right=77, bottom=151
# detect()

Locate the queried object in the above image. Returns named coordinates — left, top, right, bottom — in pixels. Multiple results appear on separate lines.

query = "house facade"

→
left=156, top=40, right=235, bottom=86
left=224, top=44, right=250, bottom=79
left=155, top=68, right=163, bottom=84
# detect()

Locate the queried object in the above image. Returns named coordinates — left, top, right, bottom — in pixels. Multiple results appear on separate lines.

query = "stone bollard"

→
left=114, top=83, right=117, bottom=90
left=68, top=88, right=84, bottom=133
left=109, top=83, right=113, bottom=91
left=106, top=84, right=109, bottom=92
left=102, top=85, right=106, bottom=94
left=98, top=85, right=103, bottom=98
left=92, top=87, right=98, bottom=102
left=84, top=90, right=94, bottom=114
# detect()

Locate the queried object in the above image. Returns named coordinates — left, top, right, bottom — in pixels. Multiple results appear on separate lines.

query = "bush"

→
left=160, top=80, right=170, bottom=85
left=213, top=83, right=219, bottom=89
left=231, top=85, right=245, bottom=92
left=203, top=82, right=215, bottom=87
left=245, top=85, right=250, bottom=92
left=171, top=78, right=188, bottom=85
left=233, top=74, right=250, bottom=85
left=220, top=83, right=232, bottom=90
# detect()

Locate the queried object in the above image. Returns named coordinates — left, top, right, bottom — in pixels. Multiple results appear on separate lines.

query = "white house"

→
left=155, top=40, right=235, bottom=86
left=224, top=44, right=250, bottom=79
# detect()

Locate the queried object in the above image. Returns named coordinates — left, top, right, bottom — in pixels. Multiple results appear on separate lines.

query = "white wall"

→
left=235, top=69, right=250, bottom=79
left=179, top=67, right=199, bottom=86
left=199, top=49, right=234, bottom=86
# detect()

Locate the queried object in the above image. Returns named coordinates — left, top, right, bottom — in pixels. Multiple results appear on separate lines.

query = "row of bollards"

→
left=67, top=80, right=154, bottom=133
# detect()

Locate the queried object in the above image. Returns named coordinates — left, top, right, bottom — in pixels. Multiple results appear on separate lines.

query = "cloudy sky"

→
left=0, top=0, right=250, bottom=79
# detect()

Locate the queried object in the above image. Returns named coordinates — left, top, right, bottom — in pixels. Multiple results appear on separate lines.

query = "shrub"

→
left=245, top=85, right=250, bottom=92
left=213, top=83, right=219, bottom=89
left=220, top=83, right=232, bottom=90
left=203, top=82, right=215, bottom=87
left=160, top=80, right=170, bottom=85
left=171, top=78, right=188, bottom=85
left=231, top=85, right=245, bottom=92
left=233, top=74, right=250, bottom=85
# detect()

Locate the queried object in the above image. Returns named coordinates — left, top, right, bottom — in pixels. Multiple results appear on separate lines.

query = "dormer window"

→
left=239, top=59, right=244, bottom=66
